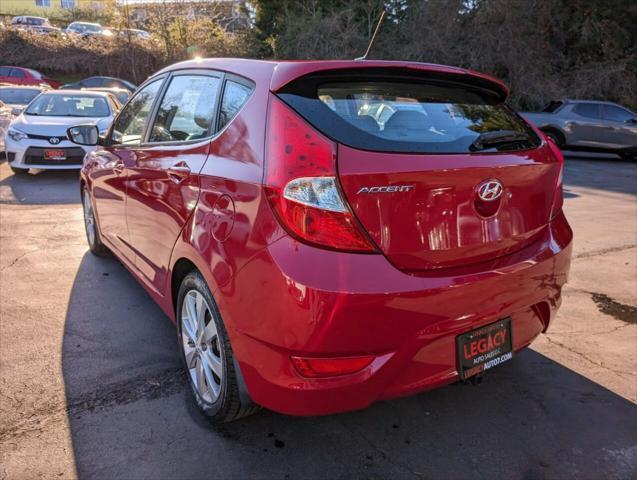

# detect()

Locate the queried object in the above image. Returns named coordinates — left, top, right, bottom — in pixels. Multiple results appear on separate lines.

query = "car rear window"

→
left=27, top=69, right=43, bottom=79
left=0, top=88, right=40, bottom=105
left=542, top=101, right=563, bottom=113
left=279, top=78, right=540, bottom=154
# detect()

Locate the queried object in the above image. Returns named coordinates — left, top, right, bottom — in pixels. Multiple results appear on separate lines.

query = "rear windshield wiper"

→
left=470, top=130, right=532, bottom=152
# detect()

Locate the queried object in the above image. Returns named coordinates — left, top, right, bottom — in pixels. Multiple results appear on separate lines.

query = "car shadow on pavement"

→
left=62, top=253, right=637, bottom=480
left=0, top=169, right=81, bottom=205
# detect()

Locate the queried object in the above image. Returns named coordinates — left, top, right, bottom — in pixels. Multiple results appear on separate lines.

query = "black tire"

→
left=10, top=166, right=28, bottom=175
left=81, top=186, right=110, bottom=257
left=176, top=270, right=260, bottom=423
left=542, top=129, right=564, bottom=149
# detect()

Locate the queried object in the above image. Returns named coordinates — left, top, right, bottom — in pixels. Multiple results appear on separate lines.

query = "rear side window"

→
left=603, top=105, right=633, bottom=122
left=218, top=80, right=252, bottom=130
left=542, top=101, right=563, bottom=113
left=0, top=67, right=12, bottom=76
left=280, top=79, right=539, bottom=153
left=149, top=75, right=220, bottom=143
left=573, top=103, right=601, bottom=119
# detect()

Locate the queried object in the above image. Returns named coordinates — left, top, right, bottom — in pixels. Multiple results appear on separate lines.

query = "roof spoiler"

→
left=270, top=61, right=509, bottom=102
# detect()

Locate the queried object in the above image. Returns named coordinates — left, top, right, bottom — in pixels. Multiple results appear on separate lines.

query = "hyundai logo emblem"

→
left=477, top=179, right=503, bottom=202
left=49, top=137, right=60, bottom=145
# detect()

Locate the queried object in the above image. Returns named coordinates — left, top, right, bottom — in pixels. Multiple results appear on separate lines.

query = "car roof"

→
left=39, top=89, right=111, bottom=97
left=85, top=76, right=119, bottom=80
left=0, top=85, right=44, bottom=90
left=153, top=58, right=510, bottom=100
left=82, top=86, right=129, bottom=92
left=563, top=99, right=624, bottom=107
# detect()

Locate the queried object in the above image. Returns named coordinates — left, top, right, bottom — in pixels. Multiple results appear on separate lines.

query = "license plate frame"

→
left=456, top=318, right=513, bottom=380
left=44, top=149, right=66, bottom=160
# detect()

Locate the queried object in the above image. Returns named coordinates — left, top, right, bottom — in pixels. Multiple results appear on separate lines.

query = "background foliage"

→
left=254, top=0, right=637, bottom=109
left=1, top=0, right=635, bottom=110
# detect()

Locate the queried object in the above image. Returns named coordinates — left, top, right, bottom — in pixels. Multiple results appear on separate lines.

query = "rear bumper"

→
left=218, top=211, right=573, bottom=416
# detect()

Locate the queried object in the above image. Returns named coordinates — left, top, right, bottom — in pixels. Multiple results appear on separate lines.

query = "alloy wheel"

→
left=180, top=290, right=223, bottom=403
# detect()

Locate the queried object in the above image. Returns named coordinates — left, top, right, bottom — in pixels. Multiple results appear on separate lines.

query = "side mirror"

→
left=67, top=125, right=100, bottom=146
left=11, top=107, right=22, bottom=116
left=628, top=118, right=637, bottom=124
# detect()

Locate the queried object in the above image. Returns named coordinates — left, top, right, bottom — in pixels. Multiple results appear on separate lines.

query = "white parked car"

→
left=4, top=90, right=120, bottom=174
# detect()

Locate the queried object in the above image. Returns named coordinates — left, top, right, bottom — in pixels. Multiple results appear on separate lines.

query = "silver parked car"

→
left=522, top=99, right=637, bottom=160
left=10, top=16, right=51, bottom=30
left=65, top=22, right=113, bottom=38
left=0, top=85, right=47, bottom=150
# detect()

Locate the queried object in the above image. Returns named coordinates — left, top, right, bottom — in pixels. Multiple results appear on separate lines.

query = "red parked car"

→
left=0, top=66, right=61, bottom=89
left=69, top=59, right=572, bottom=423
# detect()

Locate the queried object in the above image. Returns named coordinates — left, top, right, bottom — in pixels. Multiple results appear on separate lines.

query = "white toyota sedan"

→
left=4, top=90, right=120, bottom=174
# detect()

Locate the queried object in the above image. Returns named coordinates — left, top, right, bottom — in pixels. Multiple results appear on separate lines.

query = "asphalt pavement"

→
left=0, top=156, right=635, bottom=479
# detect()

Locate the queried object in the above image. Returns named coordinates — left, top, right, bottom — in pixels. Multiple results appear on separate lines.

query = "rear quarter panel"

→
left=168, top=63, right=284, bottom=319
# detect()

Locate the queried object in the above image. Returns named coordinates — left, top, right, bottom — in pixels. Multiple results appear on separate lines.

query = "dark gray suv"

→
left=522, top=99, right=636, bottom=160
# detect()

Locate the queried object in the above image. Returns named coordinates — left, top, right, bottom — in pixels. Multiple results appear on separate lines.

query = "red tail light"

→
left=291, top=355, right=375, bottom=378
left=546, top=135, right=564, bottom=219
left=265, top=95, right=375, bottom=252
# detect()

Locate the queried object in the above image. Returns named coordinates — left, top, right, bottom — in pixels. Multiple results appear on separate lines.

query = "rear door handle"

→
left=167, top=164, right=191, bottom=183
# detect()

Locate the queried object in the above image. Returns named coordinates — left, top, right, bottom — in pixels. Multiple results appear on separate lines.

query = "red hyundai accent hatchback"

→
left=69, top=59, right=572, bottom=423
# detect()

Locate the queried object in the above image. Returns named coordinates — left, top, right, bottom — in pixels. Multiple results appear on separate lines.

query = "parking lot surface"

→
left=1, top=157, right=636, bottom=479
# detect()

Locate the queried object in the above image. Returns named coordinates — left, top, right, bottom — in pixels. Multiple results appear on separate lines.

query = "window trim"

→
left=140, top=69, right=225, bottom=147
left=107, top=68, right=255, bottom=149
